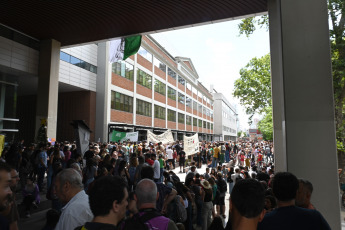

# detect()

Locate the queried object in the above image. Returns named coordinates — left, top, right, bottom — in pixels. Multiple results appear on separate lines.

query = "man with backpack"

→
left=123, top=179, right=178, bottom=230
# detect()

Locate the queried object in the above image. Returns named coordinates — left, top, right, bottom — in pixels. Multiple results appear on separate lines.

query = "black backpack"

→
left=122, top=210, right=161, bottom=230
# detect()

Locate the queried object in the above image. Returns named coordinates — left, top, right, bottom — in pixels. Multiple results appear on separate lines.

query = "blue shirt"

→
left=38, top=151, right=47, bottom=168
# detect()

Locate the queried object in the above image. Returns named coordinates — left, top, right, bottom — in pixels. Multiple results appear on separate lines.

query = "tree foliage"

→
left=233, top=54, right=271, bottom=119
left=257, top=107, right=273, bottom=141
left=237, top=2, right=345, bottom=155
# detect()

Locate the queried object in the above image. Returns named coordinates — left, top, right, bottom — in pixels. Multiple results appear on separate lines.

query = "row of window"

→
left=112, top=62, right=213, bottom=116
left=136, top=48, right=212, bottom=104
left=223, top=126, right=236, bottom=134
left=60, top=51, right=97, bottom=73
left=111, top=91, right=214, bottom=128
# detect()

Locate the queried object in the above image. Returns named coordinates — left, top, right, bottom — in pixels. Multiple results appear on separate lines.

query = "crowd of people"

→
left=0, top=139, right=331, bottom=230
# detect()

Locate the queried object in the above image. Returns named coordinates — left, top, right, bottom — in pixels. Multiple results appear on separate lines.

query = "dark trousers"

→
left=37, top=167, right=46, bottom=191
left=23, top=195, right=34, bottom=212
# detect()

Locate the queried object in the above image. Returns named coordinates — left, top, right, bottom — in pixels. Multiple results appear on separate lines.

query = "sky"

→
left=150, top=19, right=270, bottom=130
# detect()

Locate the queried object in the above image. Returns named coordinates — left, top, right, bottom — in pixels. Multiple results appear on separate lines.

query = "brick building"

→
left=105, top=35, right=214, bottom=141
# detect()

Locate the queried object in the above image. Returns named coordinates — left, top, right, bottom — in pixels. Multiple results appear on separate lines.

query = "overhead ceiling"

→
left=0, top=0, right=267, bottom=47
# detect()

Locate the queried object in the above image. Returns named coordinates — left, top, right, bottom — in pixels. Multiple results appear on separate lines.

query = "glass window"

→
left=198, top=119, right=202, bottom=128
left=193, top=101, right=197, bottom=111
left=198, top=104, right=202, bottom=113
left=207, top=122, right=210, bottom=129
left=90, top=65, right=97, bottom=73
left=60, top=51, right=70, bottom=62
left=193, top=117, right=197, bottom=127
left=186, top=115, right=192, bottom=125
left=178, top=113, right=185, bottom=124
left=192, top=87, right=197, bottom=95
left=154, top=105, right=165, bottom=120
left=168, top=67, right=176, bottom=79
left=70, top=56, right=81, bottom=66
left=168, top=87, right=176, bottom=101
left=186, top=97, right=192, bottom=108
left=178, top=75, right=185, bottom=85
left=137, top=69, right=152, bottom=89
left=203, top=106, right=206, bottom=115
left=178, top=92, right=185, bottom=104
left=211, top=123, right=213, bottom=130
left=186, top=82, right=192, bottom=91
left=154, top=57, right=166, bottom=73
left=203, top=95, right=206, bottom=101
left=210, top=110, right=214, bottom=118
left=138, top=47, right=152, bottom=62
left=112, top=61, right=134, bottom=81
left=111, top=91, right=133, bottom=113
left=168, top=109, right=176, bottom=122
left=154, top=80, right=166, bottom=96
left=203, top=121, right=207, bottom=128
left=136, top=99, right=152, bottom=117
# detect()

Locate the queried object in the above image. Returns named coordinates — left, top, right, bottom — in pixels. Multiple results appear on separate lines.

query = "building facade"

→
left=101, top=35, right=214, bottom=142
left=212, top=92, right=237, bottom=141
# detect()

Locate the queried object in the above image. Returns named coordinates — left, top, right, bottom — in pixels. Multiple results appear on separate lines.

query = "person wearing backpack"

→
left=216, top=172, right=227, bottom=218
left=122, top=179, right=178, bottom=230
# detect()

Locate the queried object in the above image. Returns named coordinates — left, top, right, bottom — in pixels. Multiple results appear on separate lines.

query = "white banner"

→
left=125, top=131, right=139, bottom=142
left=184, top=133, right=199, bottom=156
left=147, top=129, right=174, bottom=145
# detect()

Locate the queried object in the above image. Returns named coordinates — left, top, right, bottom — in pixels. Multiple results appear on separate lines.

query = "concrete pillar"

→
left=36, top=39, right=60, bottom=140
left=95, top=42, right=110, bottom=142
left=269, top=0, right=341, bottom=228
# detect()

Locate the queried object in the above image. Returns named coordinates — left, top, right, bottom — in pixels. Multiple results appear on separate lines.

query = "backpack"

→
left=122, top=210, right=162, bottom=230
left=173, top=195, right=187, bottom=223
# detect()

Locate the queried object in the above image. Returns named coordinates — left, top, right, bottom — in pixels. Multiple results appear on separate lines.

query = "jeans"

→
left=225, top=151, right=230, bottom=163
left=160, top=168, right=164, bottom=182
left=211, top=157, right=218, bottom=168
left=195, top=199, right=203, bottom=227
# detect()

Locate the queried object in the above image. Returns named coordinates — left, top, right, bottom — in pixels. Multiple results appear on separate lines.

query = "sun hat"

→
left=201, top=180, right=212, bottom=190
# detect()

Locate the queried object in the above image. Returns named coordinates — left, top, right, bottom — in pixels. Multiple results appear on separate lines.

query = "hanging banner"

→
left=147, top=129, right=174, bottom=145
left=111, top=131, right=138, bottom=142
left=184, top=133, right=199, bottom=156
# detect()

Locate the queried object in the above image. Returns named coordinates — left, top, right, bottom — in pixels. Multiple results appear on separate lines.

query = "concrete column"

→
left=95, top=42, right=110, bottom=142
left=269, top=0, right=340, bottom=229
left=36, top=39, right=60, bottom=140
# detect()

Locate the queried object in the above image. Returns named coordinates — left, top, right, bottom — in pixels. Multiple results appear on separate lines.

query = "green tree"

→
left=233, top=54, right=271, bottom=121
left=257, top=107, right=273, bottom=141
left=238, top=2, right=345, bottom=157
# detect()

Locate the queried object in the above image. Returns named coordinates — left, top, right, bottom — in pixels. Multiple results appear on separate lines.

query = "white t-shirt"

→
left=153, top=160, right=160, bottom=179
left=166, top=149, right=173, bottom=159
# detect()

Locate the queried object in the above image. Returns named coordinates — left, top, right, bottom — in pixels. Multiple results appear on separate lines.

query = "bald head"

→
left=135, top=179, right=157, bottom=207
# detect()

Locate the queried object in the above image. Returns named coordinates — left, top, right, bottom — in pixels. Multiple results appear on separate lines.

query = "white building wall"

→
left=0, top=36, right=39, bottom=75
left=60, top=44, right=98, bottom=91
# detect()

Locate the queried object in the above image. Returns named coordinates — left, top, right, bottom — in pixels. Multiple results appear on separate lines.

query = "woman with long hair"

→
left=201, top=180, right=213, bottom=230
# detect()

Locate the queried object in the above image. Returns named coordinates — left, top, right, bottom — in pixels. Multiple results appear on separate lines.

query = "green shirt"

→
left=159, top=158, right=164, bottom=168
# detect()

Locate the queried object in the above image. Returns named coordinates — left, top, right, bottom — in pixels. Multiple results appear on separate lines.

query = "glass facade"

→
left=178, top=92, right=185, bottom=104
left=168, top=109, right=176, bottom=122
left=154, top=80, right=166, bottom=96
left=154, top=57, right=166, bottom=73
left=112, top=61, right=134, bottom=81
left=178, top=113, right=185, bottom=124
left=111, top=91, right=133, bottom=113
left=186, top=115, right=192, bottom=125
left=138, top=47, right=152, bottom=62
left=186, top=97, right=192, bottom=108
left=154, top=105, right=165, bottom=120
left=168, top=87, right=176, bottom=100
left=137, top=69, right=152, bottom=89
left=178, top=75, right=185, bottom=85
left=168, top=67, right=176, bottom=79
left=60, top=51, right=97, bottom=73
left=193, top=117, right=197, bottom=127
left=136, top=99, right=152, bottom=117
